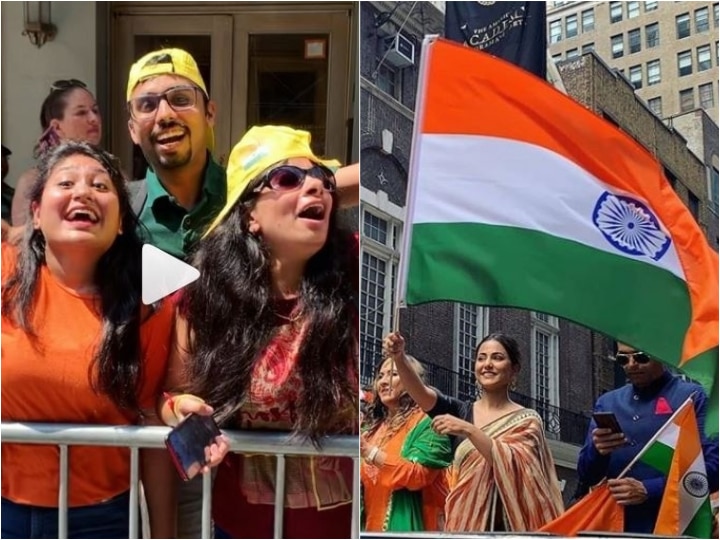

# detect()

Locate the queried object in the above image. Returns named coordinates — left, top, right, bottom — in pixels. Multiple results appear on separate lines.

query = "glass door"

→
left=232, top=9, right=351, bottom=162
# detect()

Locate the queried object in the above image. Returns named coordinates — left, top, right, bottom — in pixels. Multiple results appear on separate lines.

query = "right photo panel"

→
left=359, top=1, right=719, bottom=538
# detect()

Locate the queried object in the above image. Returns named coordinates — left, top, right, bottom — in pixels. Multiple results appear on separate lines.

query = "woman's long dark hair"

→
left=180, top=173, right=358, bottom=444
left=1, top=141, right=144, bottom=412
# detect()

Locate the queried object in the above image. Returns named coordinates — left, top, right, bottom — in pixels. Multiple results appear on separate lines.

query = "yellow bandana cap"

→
left=203, top=125, right=341, bottom=237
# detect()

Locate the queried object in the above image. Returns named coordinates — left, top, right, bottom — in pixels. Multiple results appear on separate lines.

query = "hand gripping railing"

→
left=0, top=423, right=360, bottom=539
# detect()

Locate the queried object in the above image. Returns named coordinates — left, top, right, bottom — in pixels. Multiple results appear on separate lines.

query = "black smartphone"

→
left=165, top=413, right=222, bottom=481
left=592, top=411, right=623, bottom=434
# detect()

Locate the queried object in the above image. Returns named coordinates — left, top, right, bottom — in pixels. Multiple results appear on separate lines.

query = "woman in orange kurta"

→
left=361, top=356, right=452, bottom=532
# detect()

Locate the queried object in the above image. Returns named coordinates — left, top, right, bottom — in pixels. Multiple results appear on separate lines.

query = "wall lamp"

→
left=23, top=1, right=57, bottom=48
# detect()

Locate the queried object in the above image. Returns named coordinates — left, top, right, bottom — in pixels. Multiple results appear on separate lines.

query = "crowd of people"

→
left=360, top=333, right=718, bottom=536
left=1, top=45, right=718, bottom=540
left=1, top=47, right=359, bottom=539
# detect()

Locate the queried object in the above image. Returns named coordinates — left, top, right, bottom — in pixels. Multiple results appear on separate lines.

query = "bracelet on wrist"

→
left=366, top=445, right=380, bottom=465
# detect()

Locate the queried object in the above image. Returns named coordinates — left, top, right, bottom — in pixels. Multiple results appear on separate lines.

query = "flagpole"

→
left=393, top=35, right=438, bottom=317
left=617, top=394, right=696, bottom=479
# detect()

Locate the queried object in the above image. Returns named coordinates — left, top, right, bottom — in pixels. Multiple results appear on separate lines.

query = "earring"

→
left=510, top=379, right=517, bottom=391
left=475, top=381, right=484, bottom=399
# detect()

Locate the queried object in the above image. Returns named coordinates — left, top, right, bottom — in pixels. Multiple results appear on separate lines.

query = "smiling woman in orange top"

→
left=1, top=141, right=174, bottom=538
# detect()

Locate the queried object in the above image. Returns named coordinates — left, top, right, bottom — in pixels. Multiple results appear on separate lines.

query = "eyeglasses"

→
left=615, top=351, right=652, bottom=366
left=127, top=85, right=200, bottom=119
left=253, top=164, right=337, bottom=194
left=51, top=79, right=88, bottom=92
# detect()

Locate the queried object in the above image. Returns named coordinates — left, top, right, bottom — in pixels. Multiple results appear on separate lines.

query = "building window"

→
left=360, top=209, right=402, bottom=385
left=646, top=22, right=660, bottom=48
left=581, top=9, right=595, bottom=32
left=550, top=19, right=562, bottom=43
left=645, top=1, right=658, bottom=11
left=715, top=3, right=719, bottom=27
left=610, top=2, right=623, bottom=23
left=648, top=96, right=662, bottom=116
left=582, top=43, right=595, bottom=54
left=611, top=34, right=624, bottom=58
left=647, top=59, right=661, bottom=86
left=709, top=167, right=719, bottom=216
left=698, top=45, right=712, bottom=71
left=376, top=64, right=400, bottom=100
left=566, top=48, right=579, bottom=58
left=566, top=14, right=578, bottom=39
left=699, top=82, right=715, bottom=109
left=629, top=65, right=643, bottom=89
left=688, top=192, right=700, bottom=221
left=628, top=28, right=642, bottom=54
left=677, top=13, right=691, bottom=39
left=696, top=7, right=710, bottom=33
left=552, top=53, right=562, bottom=63
left=627, top=1, right=640, bottom=18
left=455, top=304, right=487, bottom=402
left=531, top=312, right=559, bottom=412
left=678, top=50, right=693, bottom=76
left=679, top=88, right=695, bottom=112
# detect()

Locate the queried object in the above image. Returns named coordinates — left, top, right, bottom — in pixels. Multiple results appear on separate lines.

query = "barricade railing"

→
left=1, top=422, right=359, bottom=539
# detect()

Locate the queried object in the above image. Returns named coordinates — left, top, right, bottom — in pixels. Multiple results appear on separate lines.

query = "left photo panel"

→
left=1, top=2, right=360, bottom=539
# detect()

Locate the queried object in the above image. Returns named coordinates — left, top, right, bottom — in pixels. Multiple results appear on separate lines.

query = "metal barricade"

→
left=1, top=422, right=359, bottom=539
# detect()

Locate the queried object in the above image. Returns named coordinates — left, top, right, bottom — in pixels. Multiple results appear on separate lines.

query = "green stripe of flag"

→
left=407, top=223, right=691, bottom=362
left=684, top=498, right=712, bottom=537
left=639, top=441, right=675, bottom=475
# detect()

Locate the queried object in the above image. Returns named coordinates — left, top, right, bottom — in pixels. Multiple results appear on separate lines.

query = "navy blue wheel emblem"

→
left=592, top=192, right=671, bottom=261
left=683, top=471, right=709, bottom=498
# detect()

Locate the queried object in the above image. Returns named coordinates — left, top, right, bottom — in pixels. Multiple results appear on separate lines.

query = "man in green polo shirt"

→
left=126, top=48, right=358, bottom=260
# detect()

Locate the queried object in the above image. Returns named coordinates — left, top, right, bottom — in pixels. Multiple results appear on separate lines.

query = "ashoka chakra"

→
left=592, top=192, right=671, bottom=261
left=683, top=471, right=709, bottom=498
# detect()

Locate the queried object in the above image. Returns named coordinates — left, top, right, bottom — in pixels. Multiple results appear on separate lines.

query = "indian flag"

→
left=398, top=38, right=718, bottom=432
left=639, top=398, right=712, bottom=537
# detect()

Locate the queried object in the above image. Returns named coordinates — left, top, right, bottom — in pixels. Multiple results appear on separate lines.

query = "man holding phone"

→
left=577, top=342, right=719, bottom=534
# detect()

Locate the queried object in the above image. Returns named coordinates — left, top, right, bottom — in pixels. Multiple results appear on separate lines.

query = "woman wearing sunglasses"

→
left=159, top=125, right=358, bottom=539
left=12, top=79, right=102, bottom=227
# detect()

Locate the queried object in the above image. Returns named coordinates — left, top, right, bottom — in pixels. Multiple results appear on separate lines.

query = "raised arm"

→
left=335, top=163, right=359, bottom=208
left=383, top=332, right=437, bottom=411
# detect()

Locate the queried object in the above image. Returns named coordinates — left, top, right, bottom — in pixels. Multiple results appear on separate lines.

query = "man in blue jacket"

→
left=577, top=342, right=719, bottom=534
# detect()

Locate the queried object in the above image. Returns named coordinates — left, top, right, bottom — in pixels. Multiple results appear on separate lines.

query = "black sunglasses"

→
left=51, top=79, right=88, bottom=92
left=254, top=164, right=337, bottom=194
left=615, top=351, right=652, bottom=366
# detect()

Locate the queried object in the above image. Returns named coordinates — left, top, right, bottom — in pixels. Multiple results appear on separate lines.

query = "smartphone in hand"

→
left=165, top=413, right=222, bottom=481
left=592, top=411, right=623, bottom=434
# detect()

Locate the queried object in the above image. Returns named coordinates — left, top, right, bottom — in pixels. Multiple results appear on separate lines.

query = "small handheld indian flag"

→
left=398, top=37, right=719, bottom=433
left=639, top=397, right=713, bottom=537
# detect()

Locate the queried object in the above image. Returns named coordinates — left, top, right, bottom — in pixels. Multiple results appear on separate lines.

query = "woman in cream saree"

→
left=445, top=408, right=563, bottom=531
left=384, top=331, right=565, bottom=533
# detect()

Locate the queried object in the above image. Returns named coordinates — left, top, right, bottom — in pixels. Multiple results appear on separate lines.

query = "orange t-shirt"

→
left=1, top=243, right=173, bottom=507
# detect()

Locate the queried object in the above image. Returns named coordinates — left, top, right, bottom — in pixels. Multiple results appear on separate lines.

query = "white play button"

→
left=142, top=244, right=200, bottom=305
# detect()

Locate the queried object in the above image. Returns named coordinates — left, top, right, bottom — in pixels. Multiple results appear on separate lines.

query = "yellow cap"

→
left=204, top=125, right=340, bottom=237
left=126, top=48, right=214, bottom=151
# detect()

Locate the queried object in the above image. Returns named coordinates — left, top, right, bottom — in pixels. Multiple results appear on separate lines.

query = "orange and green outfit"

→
left=361, top=408, right=452, bottom=532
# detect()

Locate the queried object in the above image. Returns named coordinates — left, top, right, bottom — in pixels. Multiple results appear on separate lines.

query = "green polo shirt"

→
left=137, top=158, right=226, bottom=260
